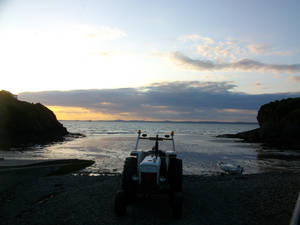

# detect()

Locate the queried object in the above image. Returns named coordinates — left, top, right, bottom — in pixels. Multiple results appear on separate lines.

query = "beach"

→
left=2, top=122, right=300, bottom=224
left=1, top=171, right=300, bottom=225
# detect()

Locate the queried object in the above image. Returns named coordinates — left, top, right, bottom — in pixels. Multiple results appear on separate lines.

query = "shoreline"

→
left=1, top=171, right=299, bottom=225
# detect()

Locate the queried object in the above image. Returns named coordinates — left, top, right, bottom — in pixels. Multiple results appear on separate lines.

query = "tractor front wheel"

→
left=122, top=157, right=137, bottom=200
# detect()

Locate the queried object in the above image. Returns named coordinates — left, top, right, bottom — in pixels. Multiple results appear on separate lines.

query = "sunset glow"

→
left=1, top=0, right=300, bottom=122
left=47, top=106, right=117, bottom=121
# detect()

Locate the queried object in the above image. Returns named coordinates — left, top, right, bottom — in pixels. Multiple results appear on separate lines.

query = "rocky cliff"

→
left=219, top=97, right=300, bottom=149
left=0, top=90, right=68, bottom=149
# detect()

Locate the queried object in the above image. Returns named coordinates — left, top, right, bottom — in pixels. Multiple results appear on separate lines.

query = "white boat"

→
left=217, top=162, right=244, bottom=175
left=0, top=159, right=94, bottom=192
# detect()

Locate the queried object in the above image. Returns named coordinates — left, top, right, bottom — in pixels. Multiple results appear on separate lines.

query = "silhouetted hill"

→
left=0, top=90, right=68, bottom=149
left=219, top=97, right=300, bottom=149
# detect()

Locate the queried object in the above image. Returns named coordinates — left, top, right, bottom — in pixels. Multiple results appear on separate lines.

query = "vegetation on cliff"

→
left=219, top=97, right=300, bottom=149
left=0, top=90, right=68, bottom=149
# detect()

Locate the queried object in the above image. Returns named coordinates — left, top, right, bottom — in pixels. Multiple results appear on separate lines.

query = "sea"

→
left=1, top=121, right=300, bottom=175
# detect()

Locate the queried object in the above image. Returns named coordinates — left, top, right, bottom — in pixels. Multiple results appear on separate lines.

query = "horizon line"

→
left=59, top=119, right=258, bottom=124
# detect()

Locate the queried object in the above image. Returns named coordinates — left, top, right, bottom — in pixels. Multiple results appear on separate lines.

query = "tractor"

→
left=114, top=130, right=183, bottom=219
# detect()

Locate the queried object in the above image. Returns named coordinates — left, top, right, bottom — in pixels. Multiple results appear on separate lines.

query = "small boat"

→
left=0, top=159, right=94, bottom=192
left=217, top=162, right=244, bottom=175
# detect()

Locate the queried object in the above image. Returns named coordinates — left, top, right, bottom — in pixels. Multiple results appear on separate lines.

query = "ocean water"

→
left=2, top=121, right=300, bottom=175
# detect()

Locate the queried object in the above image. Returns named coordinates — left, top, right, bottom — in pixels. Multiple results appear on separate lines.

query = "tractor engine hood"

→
left=140, top=155, right=161, bottom=173
left=139, top=155, right=161, bottom=185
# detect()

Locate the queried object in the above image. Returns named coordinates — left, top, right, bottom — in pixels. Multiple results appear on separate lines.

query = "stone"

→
left=218, top=97, right=300, bottom=149
left=0, top=90, right=68, bottom=149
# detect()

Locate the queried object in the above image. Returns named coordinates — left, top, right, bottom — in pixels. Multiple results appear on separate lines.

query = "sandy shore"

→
left=1, top=171, right=300, bottom=225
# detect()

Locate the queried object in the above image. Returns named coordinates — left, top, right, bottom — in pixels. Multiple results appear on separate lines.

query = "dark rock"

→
left=0, top=90, right=68, bottom=149
left=257, top=98, right=300, bottom=148
left=218, top=97, right=300, bottom=149
left=68, top=132, right=86, bottom=138
left=218, top=128, right=261, bottom=142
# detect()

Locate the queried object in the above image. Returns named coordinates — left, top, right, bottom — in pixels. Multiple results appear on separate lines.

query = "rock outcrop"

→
left=219, top=97, right=300, bottom=149
left=0, top=90, right=68, bottom=149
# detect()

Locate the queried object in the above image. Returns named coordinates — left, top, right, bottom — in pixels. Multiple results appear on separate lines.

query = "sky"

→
left=1, top=0, right=300, bottom=122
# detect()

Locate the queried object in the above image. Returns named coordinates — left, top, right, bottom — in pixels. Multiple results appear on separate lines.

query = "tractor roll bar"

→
left=135, top=130, right=176, bottom=152
left=135, top=130, right=142, bottom=150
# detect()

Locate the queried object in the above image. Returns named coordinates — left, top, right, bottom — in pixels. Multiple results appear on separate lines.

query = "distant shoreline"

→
left=60, top=120, right=258, bottom=125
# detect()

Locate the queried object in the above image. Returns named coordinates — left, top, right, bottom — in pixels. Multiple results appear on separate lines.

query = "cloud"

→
left=180, top=35, right=249, bottom=60
left=254, top=82, right=265, bottom=90
left=19, top=81, right=300, bottom=122
left=179, top=34, right=215, bottom=44
left=171, top=52, right=300, bottom=73
left=248, top=44, right=272, bottom=54
left=288, top=76, right=300, bottom=82
left=219, top=108, right=257, bottom=115
left=247, top=44, right=295, bottom=56
left=179, top=34, right=297, bottom=61
left=78, top=25, right=127, bottom=40
left=271, top=50, right=295, bottom=56
left=197, top=39, right=247, bottom=61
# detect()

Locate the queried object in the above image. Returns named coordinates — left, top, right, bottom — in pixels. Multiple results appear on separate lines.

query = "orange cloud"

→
left=47, top=105, right=116, bottom=120
left=47, top=105, right=155, bottom=121
left=220, top=108, right=257, bottom=115
left=47, top=105, right=186, bottom=121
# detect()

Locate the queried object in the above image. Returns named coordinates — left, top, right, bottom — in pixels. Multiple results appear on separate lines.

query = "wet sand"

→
left=1, top=172, right=300, bottom=225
